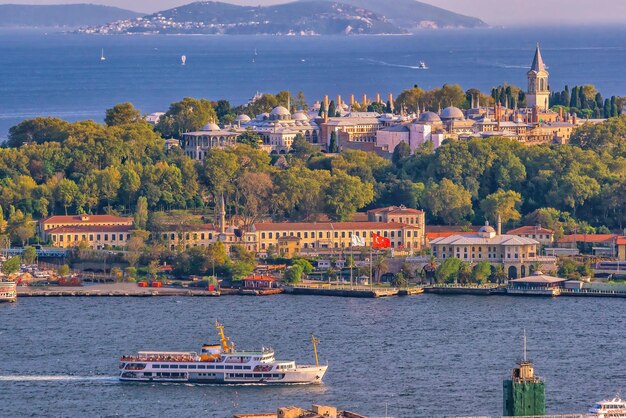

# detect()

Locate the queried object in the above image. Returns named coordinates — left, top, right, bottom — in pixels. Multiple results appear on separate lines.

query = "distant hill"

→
left=315, top=0, right=487, bottom=29
left=0, top=4, right=142, bottom=28
left=78, top=0, right=486, bottom=35
left=79, top=1, right=404, bottom=35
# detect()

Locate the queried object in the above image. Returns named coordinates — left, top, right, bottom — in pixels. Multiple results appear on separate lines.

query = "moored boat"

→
left=119, top=322, right=327, bottom=384
left=0, top=281, right=17, bottom=303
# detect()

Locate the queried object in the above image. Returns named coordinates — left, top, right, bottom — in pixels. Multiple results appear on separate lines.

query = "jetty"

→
left=17, top=283, right=220, bottom=297
left=284, top=284, right=403, bottom=298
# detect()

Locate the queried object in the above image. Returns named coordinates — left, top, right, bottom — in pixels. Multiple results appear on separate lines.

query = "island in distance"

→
left=0, top=4, right=141, bottom=28
left=77, top=0, right=488, bottom=36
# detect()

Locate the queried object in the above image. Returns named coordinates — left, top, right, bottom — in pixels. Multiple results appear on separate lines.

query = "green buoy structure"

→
left=503, top=332, right=546, bottom=417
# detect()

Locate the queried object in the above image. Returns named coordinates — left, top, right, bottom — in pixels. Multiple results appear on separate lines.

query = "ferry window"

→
left=235, top=366, right=243, bottom=370
left=216, top=365, right=224, bottom=369
left=188, top=365, right=196, bottom=369
left=144, top=372, right=152, bottom=377
left=225, top=366, right=233, bottom=369
left=170, top=365, right=178, bottom=369
left=153, top=365, right=160, bottom=369
left=197, top=365, right=205, bottom=369
left=245, top=374, right=252, bottom=378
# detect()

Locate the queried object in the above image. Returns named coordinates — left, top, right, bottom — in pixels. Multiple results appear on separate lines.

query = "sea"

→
left=0, top=294, right=624, bottom=417
left=1, top=26, right=626, bottom=139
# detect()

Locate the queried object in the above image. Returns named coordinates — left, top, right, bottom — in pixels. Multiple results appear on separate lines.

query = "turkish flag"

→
left=372, top=233, right=391, bottom=248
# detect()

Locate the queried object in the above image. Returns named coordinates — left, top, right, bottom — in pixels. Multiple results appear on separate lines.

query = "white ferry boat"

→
left=119, top=322, right=327, bottom=385
left=0, top=281, right=17, bottom=303
left=589, top=398, right=626, bottom=417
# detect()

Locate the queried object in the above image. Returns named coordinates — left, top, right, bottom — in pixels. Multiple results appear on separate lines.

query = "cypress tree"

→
left=604, top=99, right=611, bottom=118
left=562, top=86, right=570, bottom=107
left=328, top=100, right=336, bottom=118
left=318, top=101, right=326, bottom=117
left=329, top=131, right=338, bottom=153
left=611, top=96, right=618, bottom=117
left=578, top=88, right=587, bottom=110
left=595, top=92, right=603, bottom=109
left=386, top=100, right=392, bottom=113
left=570, top=86, right=578, bottom=108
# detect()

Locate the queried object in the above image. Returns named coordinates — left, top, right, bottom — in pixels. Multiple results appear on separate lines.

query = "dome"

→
left=479, top=225, right=496, bottom=234
left=235, top=114, right=251, bottom=123
left=201, top=122, right=221, bottom=132
left=270, top=106, right=290, bottom=116
left=292, top=112, right=308, bottom=121
left=440, top=106, right=464, bottom=120
left=417, top=111, right=442, bottom=124
left=256, top=112, right=270, bottom=121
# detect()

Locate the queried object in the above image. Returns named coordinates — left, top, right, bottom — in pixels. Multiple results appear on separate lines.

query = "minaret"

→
left=497, top=213, right=502, bottom=236
left=219, top=194, right=226, bottom=235
left=526, top=43, right=550, bottom=111
left=503, top=332, right=546, bottom=417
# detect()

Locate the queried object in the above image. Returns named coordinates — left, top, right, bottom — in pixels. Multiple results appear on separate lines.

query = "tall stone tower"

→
left=526, top=44, right=550, bottom=112
left=503, top=334, right=546, bottom=417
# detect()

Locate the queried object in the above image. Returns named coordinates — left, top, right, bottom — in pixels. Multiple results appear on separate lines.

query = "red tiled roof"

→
left=367, top=206, right=424, bottom=215
left=426, top=225, right=481, bottom=233
left=157, top=224, right=216, bottom=232
left=253, top=221, right=420, bottom=232
left=41, top=215, right=133, bottom=224
left=427, top=232, right=476, bottom=240
left=507, top=226, right=554, bottom=235
left=47, top=225, right=134, bottom=234
left=243, top=275, right=277, bottom=282
left=615, top=237, right=626, bottom=245
left=558, top=234, right=618, bottom=244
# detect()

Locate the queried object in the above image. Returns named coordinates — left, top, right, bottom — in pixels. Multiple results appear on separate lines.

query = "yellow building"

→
left=276, top=236, right=302, bottom=258
left=507, top=225, right=555, bottom=248
left=39, top=214, right=133, bottom=241
left=249, top=221, right=424, bottom=256
left=48, top=225, right=133, bottom=249
left=150, top=225, right=218, bottom=251
left=617, top=237, right=626, bottom=261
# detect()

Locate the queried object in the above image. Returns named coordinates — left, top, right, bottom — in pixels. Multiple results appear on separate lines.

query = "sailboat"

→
left=181, top=55, right=187, bottom=65
left=100, top=49, right=106, bottom=61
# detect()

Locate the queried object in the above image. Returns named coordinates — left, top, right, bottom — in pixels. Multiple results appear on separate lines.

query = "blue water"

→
left=0, top=294, right=624, bottom=417
left=1, top=27, right=626, bottom=138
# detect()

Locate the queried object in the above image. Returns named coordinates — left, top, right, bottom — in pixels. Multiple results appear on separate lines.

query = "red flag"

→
left=372, top=233, right=391, bottom=249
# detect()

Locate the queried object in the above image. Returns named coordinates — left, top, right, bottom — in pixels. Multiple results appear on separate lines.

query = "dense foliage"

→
left=1, top=101, right=625, bottom=247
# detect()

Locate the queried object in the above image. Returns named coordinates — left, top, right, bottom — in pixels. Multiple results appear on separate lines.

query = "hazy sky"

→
left=5, top=0, right=626, bottom=25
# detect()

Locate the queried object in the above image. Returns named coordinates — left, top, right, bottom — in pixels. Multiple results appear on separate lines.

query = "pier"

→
left=284, top=284, right=404, bottom=298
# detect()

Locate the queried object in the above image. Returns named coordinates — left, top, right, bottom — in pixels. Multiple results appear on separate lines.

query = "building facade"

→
left=430, top=221, right=557, bottom=278
left=526, top=44, right=550, bottom=111
left=507, top=225, right=555, bottom=248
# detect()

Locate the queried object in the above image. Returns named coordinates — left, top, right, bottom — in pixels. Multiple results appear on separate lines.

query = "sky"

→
left=4, top=0, right=626, bottom=26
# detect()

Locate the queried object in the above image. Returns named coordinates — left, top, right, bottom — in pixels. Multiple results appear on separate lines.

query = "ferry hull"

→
left=119, top=365, right=327, bottom=385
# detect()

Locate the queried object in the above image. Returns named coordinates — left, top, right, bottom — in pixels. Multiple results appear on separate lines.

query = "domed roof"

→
left=235, top=114, right=251, bottom=123
left=479, top=225, right=496, bottom=234
left=201, top=122, right=221, bottom=132
left=292, top=112, right=308, bottom=121
left=440, top=106, right=464, bottom=120
left=417, top=111, right=442, bottom=124
left=270, top=106, right=290, bottom=116
left=256, top=112, right=270, bottom=121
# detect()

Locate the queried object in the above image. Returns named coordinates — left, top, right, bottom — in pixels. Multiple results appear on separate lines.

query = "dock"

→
left=284, top=284, right=402, bottom=298
left=17, top=283, right=221, bottom=297
left=424, top=285, right=505, bottom=296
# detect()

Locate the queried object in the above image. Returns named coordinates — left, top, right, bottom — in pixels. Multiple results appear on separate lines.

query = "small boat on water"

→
left=0, top=281, right=17, bottom=303
left=589, top=398, right=626, bottom=417
left=118, top=321, right=327, bottom=384
left=100, top=49, right=106, bottom=61
left=181, top=55, right=187, bottom=65
left=418, top=61, right=428, bottom=70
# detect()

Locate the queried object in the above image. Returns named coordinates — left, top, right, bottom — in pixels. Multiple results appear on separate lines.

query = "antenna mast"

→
left=523, top=328, right=527, bottom=362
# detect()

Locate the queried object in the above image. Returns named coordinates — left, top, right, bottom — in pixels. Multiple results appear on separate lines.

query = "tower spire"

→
left=530, top=43, right=546, bottom=73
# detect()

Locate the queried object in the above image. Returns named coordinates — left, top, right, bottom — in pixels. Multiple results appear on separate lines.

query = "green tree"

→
left=480, top=189, right=522, bottom=224
left=97, top=166, right=121, bottom=211
left=54, top=178, right=79, bottom=215
left=284, top=264, right=304, bottom=284
left=57, top=264, right=70, bottom=278
left=156, top=97, right=217, bottom=138
left=7, top=117, right=70, bottom=147
left=104, top=103, right=142, bottom=126
left=328, top=131, right=339, bottom=153
left=23, top=246, right=37, bottom=264
left=293, top=258, right=313, bottom=274
left=472, top=261, right=492, bottom=284
left=134, top=196, right=148, bottom=229
left=290, top=134, right=319, bottom=161
left=237, top=128, right=262, bottom=148
left=392, top=271, right=408, bottom=288
left=435, top=257, right=462, bottom=284
left=392, top=142, right=411, bottom=166
left=207, top=241, right=230, bottom=267
left=1, top=256, right=21, bottom=275
left=324, top=170, right=375, bottom=221
left=230, top=260, right=254, bottom=281
left=423, top=179, right=473, bottom=225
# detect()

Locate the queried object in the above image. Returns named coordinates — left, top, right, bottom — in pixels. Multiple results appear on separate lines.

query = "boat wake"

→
left=359, top=58, right=426, bottom=70
left=0, top=375, right=117, bottom=382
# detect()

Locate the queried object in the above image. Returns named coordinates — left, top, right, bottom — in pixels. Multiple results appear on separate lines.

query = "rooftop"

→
left=558, top=234, right=618, bottom=244
left=253, top=221, right=420, bottom=232
left=507, top=225, right=554, bottom=235
left=430, top=233, right=539, bottom=246
left=510, top=272, right=566, bottom=284
left=47, top=225, right=134, bottom=234
left=42, top=215, right=133, bottom=225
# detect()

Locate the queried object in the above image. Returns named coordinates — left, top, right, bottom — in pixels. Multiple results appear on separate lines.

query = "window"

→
left=119, top=234, right=123, bottom=241
left=262, top=233, right=266, bottom=239
left=74, top=234, right=78, bottom=241
left=89, top=234, right=94, bottom=240
left=334, top=232, right=338, bottom=238
left=104, top=234, right=109, bottom=241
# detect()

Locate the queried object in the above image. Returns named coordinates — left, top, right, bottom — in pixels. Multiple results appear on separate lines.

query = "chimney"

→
left=336, top=95, right=342, bottom=109
left=558, top=106, right=563, bottom=121
left=363, top=94, right=368, bottom=106
left=376, top=93, right=381, bottom=104
left=388, top=93, right=394, bottom=112
left=323, top=95, right=329, bottom=123
left=497, top=103, right=501, bottom=130
left=350, top=94, right=355, bottom=106
left=572, top=113, right=577, bottom=124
